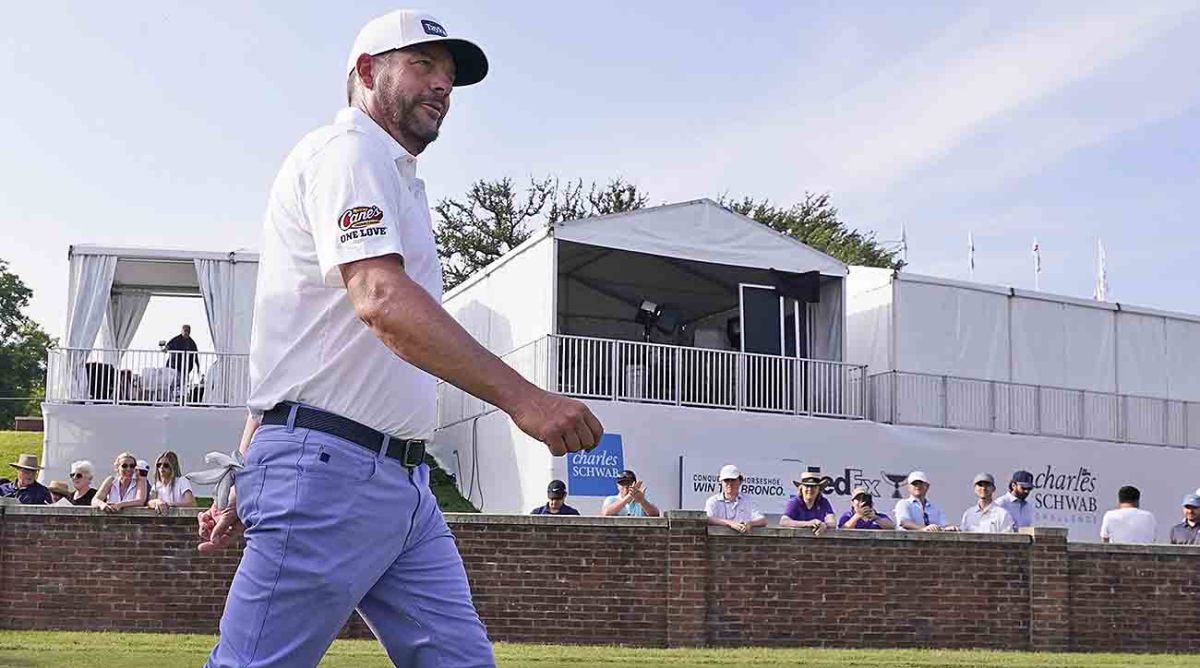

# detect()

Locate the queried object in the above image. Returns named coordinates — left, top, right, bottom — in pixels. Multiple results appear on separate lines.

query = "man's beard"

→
left=387, top=92, right=440, bottom=145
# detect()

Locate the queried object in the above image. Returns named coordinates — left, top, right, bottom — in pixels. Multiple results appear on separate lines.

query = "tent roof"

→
left=551, top=198, right=848, bottom=277
left=70, top=244, right=258, bottom=295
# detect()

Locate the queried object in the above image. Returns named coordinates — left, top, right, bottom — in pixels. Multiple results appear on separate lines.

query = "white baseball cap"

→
left=136, top=459, right=150, bottom=472
left=906, top=471, right=929, bottom=484
left=346, top=10, right=488, bottom=86
left=718, top=464, right=743, bottom=481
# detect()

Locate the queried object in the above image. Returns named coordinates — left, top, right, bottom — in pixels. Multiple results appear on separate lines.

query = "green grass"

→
left=0, top=430, right=41, bottom=475
left=0, top=632, right=1195, bottom=668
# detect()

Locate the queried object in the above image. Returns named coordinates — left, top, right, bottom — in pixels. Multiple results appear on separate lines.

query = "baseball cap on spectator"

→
left=1183, top=494, right=1200, bottom=508
left=546, top=480, right=567, bottom=500
left=346, top=10, right=489, bottom=86
left=973, top=472, right=996, bottom=486
left=615, top=470, right=637, bottom=485
left=1011, top=470, right=1036, bottom=489
left=906, top=471, right=929, bottom=485
left=851, top=486, right=872, bottom=501
left=136, top=460, right=150, bottom=474
left=718, top=465, right=742, bottom=481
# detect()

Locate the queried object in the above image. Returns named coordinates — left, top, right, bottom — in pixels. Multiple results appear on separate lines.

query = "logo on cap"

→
left=420, top=19, right=447, bottom=37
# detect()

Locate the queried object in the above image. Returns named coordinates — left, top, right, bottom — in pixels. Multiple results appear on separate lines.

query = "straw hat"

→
left=47, top=480, right=72, bottom=497
left=10, top=453, right=42, bottom=471
left=794, top=470, right=832, bottom=487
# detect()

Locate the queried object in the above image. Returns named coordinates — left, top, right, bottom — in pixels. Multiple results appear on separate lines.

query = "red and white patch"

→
left=338, top=205, right=385, bottom=231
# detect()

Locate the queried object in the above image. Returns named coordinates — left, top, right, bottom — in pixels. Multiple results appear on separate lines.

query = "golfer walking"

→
left=198, top=10, right=602, bottom=667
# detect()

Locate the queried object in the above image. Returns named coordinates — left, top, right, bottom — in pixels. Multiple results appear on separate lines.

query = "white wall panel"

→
left=444, top=236, right=554, bottom=355
left=1116, top=312, right=1168, bottom=398
left=895, top=281, right=1009, bottom=380
left=1166, top=319, right=1200, bottom=401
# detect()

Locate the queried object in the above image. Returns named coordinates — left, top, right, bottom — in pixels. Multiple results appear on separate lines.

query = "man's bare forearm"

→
left=345, top=258, right=539, bottom=415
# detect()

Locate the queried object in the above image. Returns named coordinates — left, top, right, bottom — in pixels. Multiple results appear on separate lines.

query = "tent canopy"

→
left=65, top=245, right=259, bottom=354
left=552, top=199, right=848, bottom=278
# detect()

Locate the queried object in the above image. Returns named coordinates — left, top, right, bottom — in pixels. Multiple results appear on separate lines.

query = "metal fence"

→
left=869, top=370, right=1200, bottom=448
left=437, top=334, right=868, bottom=427
left=45, top=347, right=250, bottom=408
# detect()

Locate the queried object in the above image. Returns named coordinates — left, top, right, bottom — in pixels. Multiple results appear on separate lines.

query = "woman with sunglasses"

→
left=92, top=452, right=149, bottom=513
left=147, top=450, right=195, bottom=515
left=66, top=459, right=97, bottom=505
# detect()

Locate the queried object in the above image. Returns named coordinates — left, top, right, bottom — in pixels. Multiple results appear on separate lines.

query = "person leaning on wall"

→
left=93, top=452, right=149, bottom=513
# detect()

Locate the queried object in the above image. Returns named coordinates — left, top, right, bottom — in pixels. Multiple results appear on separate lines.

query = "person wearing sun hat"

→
left=780, top=468, right=837, bottom=534
left=0, top=453, right=53, bottom=505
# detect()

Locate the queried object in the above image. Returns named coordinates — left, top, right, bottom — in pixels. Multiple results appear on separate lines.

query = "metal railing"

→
left=869, top=370, right=1200, bottom=448
left=437, top=334, right=868, bottom=427
left=45, top=347, right=250, bottom=408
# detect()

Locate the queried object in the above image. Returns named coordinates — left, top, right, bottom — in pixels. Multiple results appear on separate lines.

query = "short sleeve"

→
left=303, top=133, right=407, bottom=287
left=748, top=502, right=765, bottom=522
left=178, top=477, right=193, bottom=495
left=1099, top=511, right=1111, bottom=539
left=892, top=501, right=911, bottom=527
left=782, top=496, right=799, bottom=520
left=704, top=495, right=719, bottom=518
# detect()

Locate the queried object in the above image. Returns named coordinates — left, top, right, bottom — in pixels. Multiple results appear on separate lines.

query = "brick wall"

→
left=2, top=504, right=1199, bottom=652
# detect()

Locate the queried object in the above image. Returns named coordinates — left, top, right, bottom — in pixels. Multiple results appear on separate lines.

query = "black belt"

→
left=262, top=402, right=426, bottom=468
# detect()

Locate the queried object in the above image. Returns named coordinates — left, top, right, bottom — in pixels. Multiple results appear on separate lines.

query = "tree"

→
left=434, top=177, right=648, bottom=290
left=720, top=193, right=903, bottom=270
left=0, top=259, right=55, bottom=427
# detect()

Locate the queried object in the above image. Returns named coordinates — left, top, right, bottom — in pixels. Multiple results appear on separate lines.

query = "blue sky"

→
left=2, top=1, right=1198, bottom=350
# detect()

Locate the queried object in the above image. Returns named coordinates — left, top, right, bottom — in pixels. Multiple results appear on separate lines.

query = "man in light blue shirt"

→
left=892, top=471, right=957, bottom=532
left=994, top=470, right=1036, bottom=529
left=600, top=469, right=661, bottom=517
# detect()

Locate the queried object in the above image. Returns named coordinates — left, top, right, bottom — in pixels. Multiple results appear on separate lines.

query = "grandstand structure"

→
left=40, top=202, right=1200, bottom=539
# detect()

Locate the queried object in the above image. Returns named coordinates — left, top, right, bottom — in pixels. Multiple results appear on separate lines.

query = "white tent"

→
left=445, top=199, right=849, bottom=362
left=42, top=245, right=259, bottom=485
left=65, top=244, right=259, bottom=356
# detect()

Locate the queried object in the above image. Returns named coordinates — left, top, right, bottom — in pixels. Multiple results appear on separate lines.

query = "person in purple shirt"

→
left=780, top=470, right=836, bottom=534
left=838, top=486, right=895, bottom=530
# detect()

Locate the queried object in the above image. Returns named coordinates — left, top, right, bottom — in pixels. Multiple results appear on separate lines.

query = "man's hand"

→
left=731, top=520, right=749, bottom=534
left=921, top=524, right=941, bottom=532
left=811, top=520, right=826, bottom=536
left=630, top=481, right=647, bottom=501
left=197, top=488, right=243, bottom=554
left=510, top=389, right=604, bottom=456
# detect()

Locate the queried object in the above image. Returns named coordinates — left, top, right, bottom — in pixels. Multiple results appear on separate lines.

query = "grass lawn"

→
left=0, top=632, right=1195, bottom=668
left=0, top=430, right=41, bottom=473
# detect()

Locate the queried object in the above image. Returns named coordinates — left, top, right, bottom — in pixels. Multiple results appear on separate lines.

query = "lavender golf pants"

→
left=206, top=423, right=494, bottom=667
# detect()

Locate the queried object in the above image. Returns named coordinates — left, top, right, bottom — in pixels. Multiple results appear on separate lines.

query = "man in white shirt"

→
left=196, top=10, right=602, bottom=668
left=892, top=471, right=957, bottom=532
left=1100, top=485, right=1157, bottom=544
left=960, top=473, right=1015, bottom=533
left=993, top=470, right=1036, bottom=530
left=705, top=465, right=767, bottom=534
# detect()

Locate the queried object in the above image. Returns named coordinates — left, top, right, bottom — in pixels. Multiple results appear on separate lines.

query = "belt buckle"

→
left=400, top=441, right=426, bottom=468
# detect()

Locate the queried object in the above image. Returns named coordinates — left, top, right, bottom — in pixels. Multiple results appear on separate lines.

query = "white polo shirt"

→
left=959, top=502, right=1015, bottom=533
left=705, top=493, right=765, bottom=523
left=247, top=107, right=442, bottom=438
left=1100, top=507, right=1157, bottom=544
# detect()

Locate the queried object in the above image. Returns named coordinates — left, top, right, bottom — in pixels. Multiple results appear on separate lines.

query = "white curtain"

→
left=101, top=290, right=152, bottom=364
left=195, top=258, right=236, bottom=404
left=64, top=253, right=118, bottom=400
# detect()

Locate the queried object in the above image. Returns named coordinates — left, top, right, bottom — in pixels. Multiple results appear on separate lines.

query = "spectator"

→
left=893, top=471, right=956, bottom=532
left=136, top=459, right=152, bottom=503
left=67, top=460, right=97, bottom=505
left=530, top=479, right=579, bottom=515
left=0, top=454, right=53, bottom=505
left=1100, top=485, right=1157, bottom=544
left=93, top=452, right=149, bottom=513
left=780, top=470, right=836, bottom=534
left=601, top=469, right=661, bottom=517
left=147, top=451, right=195, bottom=515
left=47, top=480, right=73, bottom=504
left=839, top=486, right=895, bottom=530
left=705, top=464, right=767, bottom=534
left=959, top=473, right=1015, bottom=533
left=994, top=470, right=1036, bottom=530
left=1169, top=494, right=1200, bottom=546
left=165, top=324, right=199, bottom=378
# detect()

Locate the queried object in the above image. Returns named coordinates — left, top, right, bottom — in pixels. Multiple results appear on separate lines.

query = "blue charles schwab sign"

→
left=567, top=433, right=624, bottom=497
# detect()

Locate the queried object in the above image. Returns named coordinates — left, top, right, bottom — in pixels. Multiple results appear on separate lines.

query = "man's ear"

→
left=355, top=53, right=376, bottom=91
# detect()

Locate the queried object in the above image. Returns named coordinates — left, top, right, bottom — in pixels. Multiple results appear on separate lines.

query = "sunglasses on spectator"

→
left=70, top=472, right=86, bottom=479
left=157, top=463, right=172, bottom=469
left=120, top=463, right=136, bottom=469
